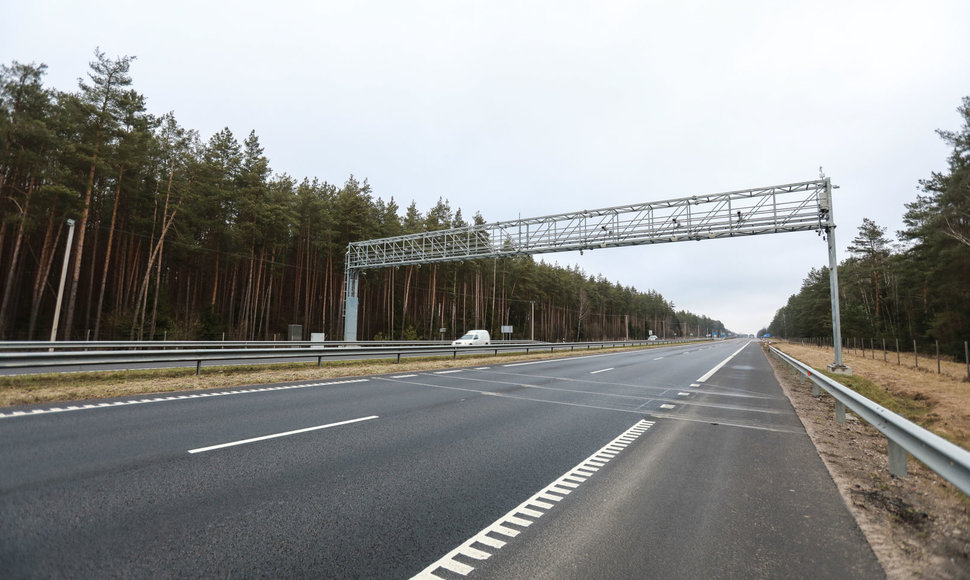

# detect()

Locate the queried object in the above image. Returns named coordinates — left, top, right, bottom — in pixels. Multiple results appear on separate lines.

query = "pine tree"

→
left=63, top=50, right=136, bottom=339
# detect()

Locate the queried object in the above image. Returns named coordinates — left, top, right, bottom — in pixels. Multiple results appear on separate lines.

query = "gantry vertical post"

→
left=823, top=178, right=850, bottom=374
left=343, top=261, right=359, bottom=342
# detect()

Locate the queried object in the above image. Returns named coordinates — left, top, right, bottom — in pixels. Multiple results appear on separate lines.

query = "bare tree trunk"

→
left=0, top=176, right=34, bottom=337
left=93, top=167, right=124, bottom=339
left=148, top=238, right=164, bottom=339
left=131, top=206, right=179, bottom=339
left=63, top=135, right=102, bottom=340
left=27, top=213, right=61, bottom=339
left=401, top=266, right=413, bottom=339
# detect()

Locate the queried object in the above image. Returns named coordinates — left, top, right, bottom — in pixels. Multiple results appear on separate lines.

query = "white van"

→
left=452, top=330, right=491, bottom=346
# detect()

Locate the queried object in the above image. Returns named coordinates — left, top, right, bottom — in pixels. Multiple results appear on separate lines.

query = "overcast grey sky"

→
left=5, top=0, right=969, bottom=334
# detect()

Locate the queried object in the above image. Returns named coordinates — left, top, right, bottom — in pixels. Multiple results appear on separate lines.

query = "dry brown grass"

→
left=765, top=344, right=970, bottom=578
left=773, top=341, right=970, bottom=451
left=0, top=345, right=660, bottom=408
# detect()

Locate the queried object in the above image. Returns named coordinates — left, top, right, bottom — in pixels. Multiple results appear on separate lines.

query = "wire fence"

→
left=787, top=337, right=970, bottom=381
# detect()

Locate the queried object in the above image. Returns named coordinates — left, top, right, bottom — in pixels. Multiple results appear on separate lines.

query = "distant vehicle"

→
left=452, top=330, right=491, bottom=346
left=648, top=335, right=659, bottom=341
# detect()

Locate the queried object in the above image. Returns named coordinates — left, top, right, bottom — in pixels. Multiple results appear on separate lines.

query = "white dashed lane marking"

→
left=0, top=378, right=369, bottom=420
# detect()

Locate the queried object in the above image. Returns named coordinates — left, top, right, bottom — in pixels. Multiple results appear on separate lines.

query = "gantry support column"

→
left=343, top=263, right=360, bottom=342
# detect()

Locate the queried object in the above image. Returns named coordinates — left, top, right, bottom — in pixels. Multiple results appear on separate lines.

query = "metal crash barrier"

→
left=769, top=345, right=970, bottom=497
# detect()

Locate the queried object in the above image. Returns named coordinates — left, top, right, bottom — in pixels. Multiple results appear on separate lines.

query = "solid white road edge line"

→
left=410, top=418, right=655, bottom=579
left=187, top=415, right=378, bottom=454
left=696, top=341, right=751, bottom=383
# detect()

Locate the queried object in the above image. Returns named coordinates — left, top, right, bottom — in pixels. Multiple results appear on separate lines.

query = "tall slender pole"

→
left=823, top=178, right=849, bottom=373
left=50, top=219, right=76, bottom=342
left=530, top=300, right=535, bottom=342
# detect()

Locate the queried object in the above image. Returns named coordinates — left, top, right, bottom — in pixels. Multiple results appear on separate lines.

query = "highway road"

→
left=0, top=340, right=883, bottom=578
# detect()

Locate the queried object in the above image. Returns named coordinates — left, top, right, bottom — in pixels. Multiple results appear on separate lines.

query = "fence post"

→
left=896, top=338, right=900, bottom=365
left=883, top=338, right=887, bottom=362
left=914, top=340, right=918, bottom=369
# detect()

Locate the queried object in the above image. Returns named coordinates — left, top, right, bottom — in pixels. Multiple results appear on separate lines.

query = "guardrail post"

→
left=888, top=440, right=908, bottom=478
left=318, top=356, right=322, bottom=367
left=196, top=360, right=202, bottom=375
left=396, top=353, right=401, bottom=364
left=834, top=400, right=846, bottom=423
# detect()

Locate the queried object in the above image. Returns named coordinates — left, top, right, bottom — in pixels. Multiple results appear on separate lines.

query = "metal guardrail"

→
left=0, top=339, right=690, bottom=375
left=769, top=345, right=970, bottom=496
left=0, top=340, right=458, bottom=351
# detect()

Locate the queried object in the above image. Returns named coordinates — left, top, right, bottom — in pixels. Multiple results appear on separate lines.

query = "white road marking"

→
left=434, top=370, right=462, bottom=375
left=0, top=379, right=369, bottom=420
left=411, top=419, right=655, bottom=579
left=590, top=368, right=614, bottom=374
left=391, top=374, right=418, bottom=379
left=187, top=415, right=378, bottom=454
left=696, top=342, right=750, bottom=383
left=660, top=404, right=676, bottom=409
left=502, top=351, right=629, bottom=368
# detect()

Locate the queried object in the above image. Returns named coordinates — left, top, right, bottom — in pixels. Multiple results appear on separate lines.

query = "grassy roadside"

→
left=771, top=340, right=970, bottom=450
left=0, top=344, right=661, bottom=407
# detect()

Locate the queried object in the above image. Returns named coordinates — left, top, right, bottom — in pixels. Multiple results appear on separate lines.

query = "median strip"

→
left=0, top=378, right=369, bottom=420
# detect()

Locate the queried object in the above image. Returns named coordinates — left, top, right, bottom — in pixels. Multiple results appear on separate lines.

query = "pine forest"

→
left=0, top=53, right=726, bottom=343
left=764, top=96, right=970, bottom=358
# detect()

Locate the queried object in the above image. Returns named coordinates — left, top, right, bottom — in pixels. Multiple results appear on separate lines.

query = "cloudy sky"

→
left=5, top=0, right=969, bottom=334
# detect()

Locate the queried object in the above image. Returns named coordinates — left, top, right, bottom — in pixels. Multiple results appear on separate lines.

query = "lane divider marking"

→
left=696, top=342, right=751, bottom=383
left=589, top=368, right=614, bottom=374
left=0, top=378, right=369, bottom=420
left=411, top=419, right=655, bottom=579
left=187, top=415, right=378, bottom=454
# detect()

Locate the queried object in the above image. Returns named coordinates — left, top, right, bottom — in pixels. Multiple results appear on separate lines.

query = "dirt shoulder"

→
left=766, top=341, right=970, bottom=579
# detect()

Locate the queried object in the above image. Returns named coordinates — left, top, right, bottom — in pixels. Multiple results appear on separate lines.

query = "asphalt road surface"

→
left=0, top=340, right=883, bottom=578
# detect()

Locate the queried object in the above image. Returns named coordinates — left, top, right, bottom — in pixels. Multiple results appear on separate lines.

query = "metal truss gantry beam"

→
left=343, top=177, right=846, bottom=370
left=347, top=179, right=831, bottom=270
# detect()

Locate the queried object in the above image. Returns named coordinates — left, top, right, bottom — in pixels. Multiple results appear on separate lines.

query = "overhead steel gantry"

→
left=343, top=178, right=848, bottom=372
